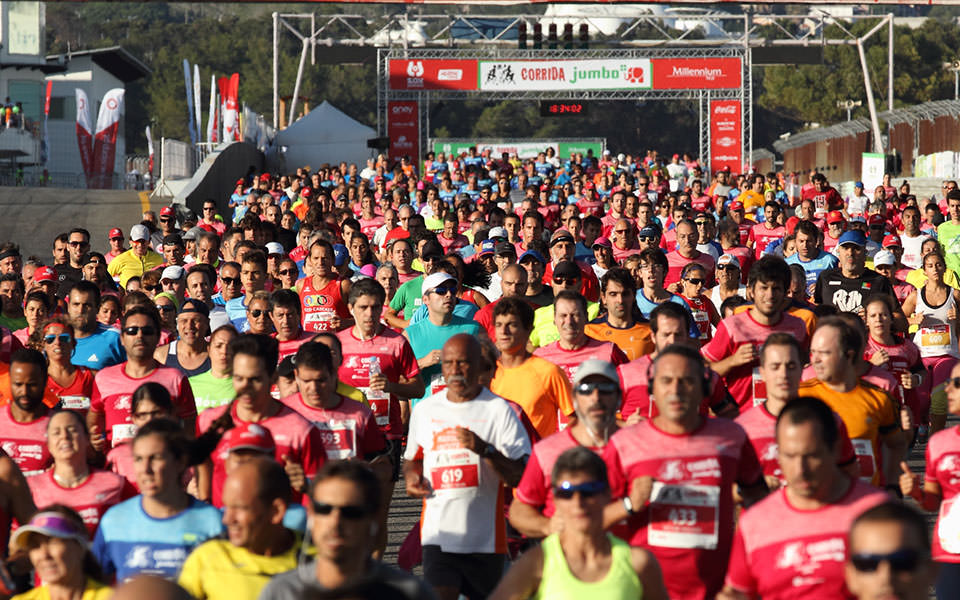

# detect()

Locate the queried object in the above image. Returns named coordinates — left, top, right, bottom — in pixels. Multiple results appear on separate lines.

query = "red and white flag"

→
left=223, top=72, right=239, bottom=142
left=146, top=125, right=154, bottom=177
left=91, top=88, right=125, bottom=189
left=75, top=88, right=94, bottom=185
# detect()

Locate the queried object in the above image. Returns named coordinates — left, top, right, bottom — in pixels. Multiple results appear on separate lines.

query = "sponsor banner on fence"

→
left=388, top=101, right=420, bottom=162
left=432, top=139, right=604, bottom=160
left=709, top=99, right=741, bottom=174
left=388, top=59, right=479, bottom=91
left=479, top=59, right=651, bottom=91
left=651, top=58, right=742, bottom=90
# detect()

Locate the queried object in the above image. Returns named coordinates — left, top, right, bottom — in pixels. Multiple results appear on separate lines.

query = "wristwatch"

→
left=622, top=496, right=635, bottom=515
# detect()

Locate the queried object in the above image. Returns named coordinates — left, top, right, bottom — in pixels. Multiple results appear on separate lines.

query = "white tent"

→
left=275, top=101, right=375, bottom=170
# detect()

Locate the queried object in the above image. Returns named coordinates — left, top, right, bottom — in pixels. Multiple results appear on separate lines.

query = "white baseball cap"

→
left=873, top=249, right=896, bottom=267
left=421, top=272, right=456, bottom=296
left=265, top=242, right=285, bottom=255
left=160, top=265, right=185, bottom=282
left=130, top=224, right=150, bottom=242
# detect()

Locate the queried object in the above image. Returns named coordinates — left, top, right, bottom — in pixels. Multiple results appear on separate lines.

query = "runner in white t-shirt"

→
left=403, top=334, right=531, bottom=600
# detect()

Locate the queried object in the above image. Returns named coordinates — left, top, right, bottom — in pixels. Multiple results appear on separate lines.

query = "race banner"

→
left=207, top=74, right=218, bottom=143
left=709, top=99, right=742, bottom=174
left=91, top=88, right=125, bottom=189
left=432, top=138, right=605, bottom=161
left=650, top=58, right=742, bottom=90
left=146, top=126, right=154, bottom=177
left=193, top=64, right=202, bottom=144
left=388, top=59, right=479, bottom=91
left=387, top=100, right=419, bottom=163
left=41, top=81, right=51, bottom=165
left=183, top=59, right=197, bottom=145
left=479, top=59, right=651, bottom=91
left=75, top=88, right=94, bottom=186
left=223, top=73, right=239, bottom=142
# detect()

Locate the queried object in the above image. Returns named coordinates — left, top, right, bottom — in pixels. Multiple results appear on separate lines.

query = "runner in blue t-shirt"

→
left=93, top=421, right=223, bottom=581
left=73, top=326, right=126, bottom=371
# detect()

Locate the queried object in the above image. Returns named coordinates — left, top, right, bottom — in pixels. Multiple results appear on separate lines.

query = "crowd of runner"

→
left=0, top=146, right=956, bottom=599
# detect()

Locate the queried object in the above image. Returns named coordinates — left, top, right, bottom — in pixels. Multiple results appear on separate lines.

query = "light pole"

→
left=837, top=99, right=862, bottom=122
left=946, top=61, right=960, bottom=100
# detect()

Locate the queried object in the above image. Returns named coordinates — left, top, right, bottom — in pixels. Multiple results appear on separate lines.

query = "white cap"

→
left=603, top=149, right=611, bottom=156
left=873, top=249, right=896, bottom=267
left=487, top=226, right=507, bottom=239
left=572, top=359, right=619, bottom=386
left=160, top=265, right=186, bottom=282
left=130, top=224, right=150, bottom=242
left=265, top=242, right=284, bottom=255
left=421, top=272, right=456, bottom=296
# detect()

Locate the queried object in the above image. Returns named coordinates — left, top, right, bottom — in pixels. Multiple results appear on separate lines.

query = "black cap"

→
left=420, top=240, right=444, bottom=260
left=179, top=298, right=210, bottom=318
left=553, top=260, right=580, bottom=279
left=162, top=233, right=184, bottom=248
left=494, top=241, right=516, bottom=257
left=80, top=251, right=106, bottom=266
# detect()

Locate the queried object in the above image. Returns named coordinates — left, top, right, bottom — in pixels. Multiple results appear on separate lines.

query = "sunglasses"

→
left=110, top=237, right=123, bottom=242
left=123, top=326, right=157, bottom=336
left=311, top=499, right=371, bottom=520
left=947, top=377, right=960, bottom=390
left=850, top=549, right=922, bottom=573
left=156, top=305, right=176, bottom=313
left=685, top=278, right=705, bottom=285
left=553, top=480, right=608, bottom=500
left=575, top=381, right=618, bottom=395
left=159, top=216, right=172, bottom=222
left=431, top=286, right=457, bottom=296
left=278, top=269, right=297, bottom=276
left=248, top=309, right=265, bottom=318
left=553, top=277, right=578, bottom=286
left=221, top=277, right=241, bottom=286
left=144, top=284, right=162, bottom=292
left=44, top=333, right=72, bottom=345
left=638, top=236, right=656, bottom=242
left=68, top=240, right=88, bottom=247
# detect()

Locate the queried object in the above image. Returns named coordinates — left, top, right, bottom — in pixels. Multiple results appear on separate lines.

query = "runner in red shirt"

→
left=533, top=291, right=627, bottom=383
left=735, top=332, right=859, bottom=487
left=0, top=349, right=52, bottom=476
left=802, top=173, right=844, bottom=217
left=665, top=219, right=715, bottom=290
left=618, top=302, right=738, bottom=422
left=269, top=289, right=313, bottom=363
left=727, top=201, right=753, bottom=246
left=510, top=359, right=622, bottom=538
left=721, top=397, right=888, bottom=600
left=703, top=256, right=811, bottom=408
left=603, top=345, right=768, bottom=600
left=747, top=202, right=786, bottom=259
left=195, top=334, right=325, bottom=507
left=337, top=278, right=424, bottom=446
left=296, top=240, right=351, bottom=333
left=87, top=307, right=196, bottom=451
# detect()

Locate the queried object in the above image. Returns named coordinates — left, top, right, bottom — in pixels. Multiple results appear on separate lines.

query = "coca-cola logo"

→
left=714, top=105, right=737, bottom=115
left=716, top=136, right=737, bottom=148
left=437, top=69, right=462, bottom=81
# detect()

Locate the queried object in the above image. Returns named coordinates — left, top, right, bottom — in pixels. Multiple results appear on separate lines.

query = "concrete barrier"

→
left=0, top=187, right=146, bottom=261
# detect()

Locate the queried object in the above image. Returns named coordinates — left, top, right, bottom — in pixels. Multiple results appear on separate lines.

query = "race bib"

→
left=939, top=498, right=960, bottom=553
left=365, top=390, right=390, bottom=426
left=304, top=310, right=335, bottom=332
left=648, top=482, right=720, bottom=550
left=691, top=309, right=709, bottom=340
left=431, top=373, right=447, bottom=395
left=752, top=367, right=767, bottom=407
left=112, top=423, right=137, bottom=444
left=920, top=324, right=952, bottom=354
left=429, top=448, right=480, bottom=493
left=314, top=419, right=357, bottom=460
left=59, top=396, right=90, bottom=411
left=851, top=439, right=876, bottom=482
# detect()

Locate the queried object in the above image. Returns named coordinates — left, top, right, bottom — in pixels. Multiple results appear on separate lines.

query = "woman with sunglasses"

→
left=901, top=359, right=960, bottom=599
left=153, top=292, right=179, bottom=342
left=491, top=446, right=668, bottom=600
left=236, top=291, right=272, bottom=335
left=678, top=262, right=720, bottom=344
left=275, top=258, right=299, bottom=290
left=140, top=270, right=162, bottom=300
left=33, top=317, right=95, bottom=412
left=27, top=410, right=135, bottom=537
left=10, top=505, right=112, bottom=600
left=902, top=250, right=960, bottom=433
left=13, top=291, right=50, bottom=347
left=94, top=418, right=223, bottom=581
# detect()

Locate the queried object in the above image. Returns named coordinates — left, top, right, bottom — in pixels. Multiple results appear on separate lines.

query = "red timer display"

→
left=539, top=101, right=588, bottom=117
